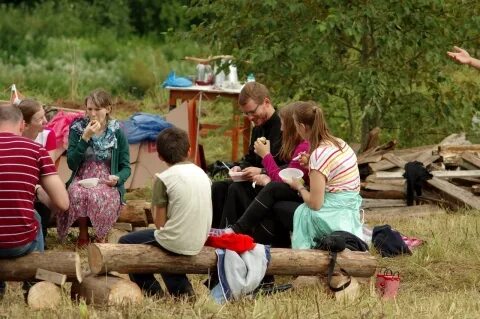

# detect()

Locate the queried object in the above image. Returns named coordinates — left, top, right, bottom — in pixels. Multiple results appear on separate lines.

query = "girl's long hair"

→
left=293, top=101, right=341, bottom=152
left=278, top=102, right=304, bottom=161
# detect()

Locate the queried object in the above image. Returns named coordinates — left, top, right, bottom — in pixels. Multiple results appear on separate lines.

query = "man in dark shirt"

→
left=211, top=82, right=283, bottom=227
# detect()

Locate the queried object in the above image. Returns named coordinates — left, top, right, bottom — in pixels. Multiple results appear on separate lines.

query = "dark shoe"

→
left=143, top=281, right=165, bottom=298
left=171, top=285, right=196, bottom=303
left=250, top=283, right=293, bottom=298
left=22, top=281, right=34, bottom=304
left=0, top=281, right=6, bottom=300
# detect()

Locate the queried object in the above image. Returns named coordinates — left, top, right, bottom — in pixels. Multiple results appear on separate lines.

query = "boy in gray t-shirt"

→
left=119, top=127, right=212, bottom=299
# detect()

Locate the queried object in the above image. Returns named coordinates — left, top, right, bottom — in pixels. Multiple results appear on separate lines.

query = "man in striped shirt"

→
left=0, top=104, right=69, bottom=300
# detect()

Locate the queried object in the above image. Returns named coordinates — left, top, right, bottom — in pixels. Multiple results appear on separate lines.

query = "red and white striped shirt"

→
left=309, top=138, right=360, bottom=192
left=0, top=132, right=57, bottom=248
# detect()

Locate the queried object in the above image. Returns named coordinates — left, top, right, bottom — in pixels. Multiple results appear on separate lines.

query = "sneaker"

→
left=209, top=227, right=235, bottom=237
left=249, top=283, right=292, bottom=298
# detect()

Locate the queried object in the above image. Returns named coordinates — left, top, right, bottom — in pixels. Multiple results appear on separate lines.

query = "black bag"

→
left=313, top=231, right=369, bottom=292
left=372, top=224, right=412, bottom=257
left=314, top=231, right=368, bottom=252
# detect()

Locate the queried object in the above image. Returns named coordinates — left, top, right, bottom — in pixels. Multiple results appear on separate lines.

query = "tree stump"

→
left=71, top=274, right=143, bottom=306
left=28, top=282, right=62, bottom=310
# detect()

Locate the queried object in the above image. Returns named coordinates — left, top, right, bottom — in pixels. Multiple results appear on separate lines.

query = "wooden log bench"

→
left=0, top=251, right=82, bottom=282
left=88, top=244, right=378, bottom=278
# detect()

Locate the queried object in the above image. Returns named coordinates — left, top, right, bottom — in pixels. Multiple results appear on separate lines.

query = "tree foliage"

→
left=189, top=0, right=480, bottom=147
left=0, top=0, right=190, bottom=56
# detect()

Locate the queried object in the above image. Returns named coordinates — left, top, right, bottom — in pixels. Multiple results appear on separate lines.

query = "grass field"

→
left=1, top=208, right=479, bottom=318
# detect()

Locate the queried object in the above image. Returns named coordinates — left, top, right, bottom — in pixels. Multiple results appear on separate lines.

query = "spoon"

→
left=221, top=161, right=231, bottom=171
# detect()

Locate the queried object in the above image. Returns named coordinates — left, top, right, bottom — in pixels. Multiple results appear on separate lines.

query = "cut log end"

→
left=108, top=280, right=143, bottom=305
left=75, top=253, right=83, bottom=283
left=88, top=244, right=104, bottom=275
left=71, top=274, right=143, bottom=306
left=28, top=282, right=62, bottom=310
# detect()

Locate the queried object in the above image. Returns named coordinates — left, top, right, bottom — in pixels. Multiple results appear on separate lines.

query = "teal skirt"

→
left=291, top=191, right=363, bottom=249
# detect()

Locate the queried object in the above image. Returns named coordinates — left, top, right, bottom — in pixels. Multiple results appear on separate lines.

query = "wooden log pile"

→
left=358, top=131, right=480, bottom=218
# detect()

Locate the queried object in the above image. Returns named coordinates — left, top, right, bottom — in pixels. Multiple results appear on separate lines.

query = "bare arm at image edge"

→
left=447, top=46, right=480, bottom=70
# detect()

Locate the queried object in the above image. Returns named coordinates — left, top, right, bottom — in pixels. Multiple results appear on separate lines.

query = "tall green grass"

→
left=0, top=36, right=201, bottom=102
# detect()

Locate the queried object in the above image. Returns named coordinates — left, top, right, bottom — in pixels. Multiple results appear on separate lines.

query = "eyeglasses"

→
left=242, top=102, right=262, bottom=116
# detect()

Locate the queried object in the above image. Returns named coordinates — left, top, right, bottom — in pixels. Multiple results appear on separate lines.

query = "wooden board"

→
left=35, top=268, right=67, bottom=286
left=426, top=177, right=480, bottom=209
left=461, top=152, right=480, bottom=168
left=375, top=170, right=480, bottom=180
left=360, top=189, right=404, bottom=199
left=438, top=144, right=480, bottom=156
left=361, top=198, right=406, bottom=209
left=362, top=182, right=405, bottom=193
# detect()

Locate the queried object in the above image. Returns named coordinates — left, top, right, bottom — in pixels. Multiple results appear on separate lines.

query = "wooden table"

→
left=166, top=85, right=251, bottom=165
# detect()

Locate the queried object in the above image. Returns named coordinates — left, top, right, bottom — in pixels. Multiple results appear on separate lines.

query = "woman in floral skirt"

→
left=57, top=89, right=130, bottom=247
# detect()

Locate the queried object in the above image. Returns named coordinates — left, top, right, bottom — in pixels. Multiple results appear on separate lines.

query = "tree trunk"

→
left=0, top=251, right=82, bottom=282
left=88, top=244, right=377, bottom=278
left=71, top=274, right=143, bottom=306
left=360, top=111, right=382, bottom=152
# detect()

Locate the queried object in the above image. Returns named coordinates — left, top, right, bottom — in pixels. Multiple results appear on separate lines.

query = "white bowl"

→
left=229, top=171, right=248, bottom=182
left=279, top=168, right=304, bottom=183
left=78, top=178, right=99, bottom=188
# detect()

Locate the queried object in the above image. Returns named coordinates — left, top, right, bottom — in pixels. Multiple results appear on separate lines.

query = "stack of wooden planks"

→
left=357, top=132, right=480, bottom=220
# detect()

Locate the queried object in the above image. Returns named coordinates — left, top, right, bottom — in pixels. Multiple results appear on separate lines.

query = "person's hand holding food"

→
left=242, top=166, right=262, bottom=180
left=230, top=165, right=242, bottom=172
left=82, top=119, right=102, bottom=141
left=254, top=136, right=270, bottom=158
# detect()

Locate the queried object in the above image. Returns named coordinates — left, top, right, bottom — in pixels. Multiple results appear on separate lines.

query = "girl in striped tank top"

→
left=284, top=101, right=363, bottom=249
